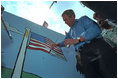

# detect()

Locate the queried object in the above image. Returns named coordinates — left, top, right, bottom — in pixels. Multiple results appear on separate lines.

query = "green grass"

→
left=1, top=67, right=41, bottom=78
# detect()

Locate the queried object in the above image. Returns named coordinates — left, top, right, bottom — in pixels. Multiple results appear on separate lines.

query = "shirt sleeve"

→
left=59, top=30, right=71, bottom=47
left=80, top=16, right=102, bottom=41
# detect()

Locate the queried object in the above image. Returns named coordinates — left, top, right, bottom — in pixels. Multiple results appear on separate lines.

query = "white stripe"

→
left=30, top=41, right=49, bottom=48
left=30, top=38, right=61, bottom=53
left=31, top=38, right=44, bottom=43
left=29, top=45, right=61, bottom=55
left=31, top=38, right=50, bottom=46
left=30, top=39, right=61, bottom=53
left=29, top=45, right=50, bottom=51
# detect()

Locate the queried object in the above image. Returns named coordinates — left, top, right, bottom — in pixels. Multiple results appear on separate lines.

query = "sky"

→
left=1, top=1, right=95, bottom=35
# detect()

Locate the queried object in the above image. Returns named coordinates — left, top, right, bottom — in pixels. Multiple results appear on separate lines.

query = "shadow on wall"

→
left=1, top=30, right=13, bottom=49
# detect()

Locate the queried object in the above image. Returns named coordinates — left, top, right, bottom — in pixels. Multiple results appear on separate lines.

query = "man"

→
left=51, top=9, right=117, bottom=78
left=93, top=13, right=117, bottom=52
left=93, top=12, right=113, bottom=29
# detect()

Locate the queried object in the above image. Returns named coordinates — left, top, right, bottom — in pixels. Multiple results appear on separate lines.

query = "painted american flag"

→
left=27, top=32, right=67, bottom=61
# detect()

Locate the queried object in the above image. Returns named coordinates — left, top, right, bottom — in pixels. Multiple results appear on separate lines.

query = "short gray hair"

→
left=62, top=9, right=75, bottom=18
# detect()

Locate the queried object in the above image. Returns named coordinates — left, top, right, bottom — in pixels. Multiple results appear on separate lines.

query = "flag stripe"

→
left=29, top=42, right=47, bottom=49
left=28, top=43, right=63, bottom=55
left=31, top=38, right=50, bottom=48
left=28, top=46, right=50, bottom=54
left=53, top=50, right=64, bottom=55
left=30, top=38, right=62, bottom=52
left=27, top=32, right=66, bottom=61
left=45, top=38, right=62, bottom=52
left=28, top=45, right=63, bottom=55
left=28, top=45, right=50, bottom=51
left=46, top=38, right=54, bottom=44
left=29, top=39, right=63, bottom=55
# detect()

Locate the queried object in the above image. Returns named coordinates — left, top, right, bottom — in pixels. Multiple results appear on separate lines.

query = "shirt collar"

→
left=71, top=19, right=79, bottom=29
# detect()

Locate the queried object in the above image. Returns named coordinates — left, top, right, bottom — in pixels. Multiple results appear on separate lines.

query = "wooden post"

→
left=11, top=28, right=30, bottom=78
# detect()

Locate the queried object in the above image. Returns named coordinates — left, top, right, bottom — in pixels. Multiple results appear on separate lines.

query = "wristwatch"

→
left=77, top=37, right=81, bottom=42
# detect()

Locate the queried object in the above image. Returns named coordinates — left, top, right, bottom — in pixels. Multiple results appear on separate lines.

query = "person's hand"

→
left=64, top=39, right=79, bottom=48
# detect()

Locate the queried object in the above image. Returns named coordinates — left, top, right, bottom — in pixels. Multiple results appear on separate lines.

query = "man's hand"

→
left=64, top=39, right=79, bottom=48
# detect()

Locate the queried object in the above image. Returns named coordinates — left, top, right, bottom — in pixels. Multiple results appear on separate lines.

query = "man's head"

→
left=93, top=13, right=105, bottom=22
left=93, top=13, right=111, bottom=29
left=62, top=9, right=75, bottom=27
left=99, top=20, right=112, bottom=29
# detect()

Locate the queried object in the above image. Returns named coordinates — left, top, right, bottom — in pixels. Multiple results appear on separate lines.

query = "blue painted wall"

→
left=1, top=11, right=84, bottom=78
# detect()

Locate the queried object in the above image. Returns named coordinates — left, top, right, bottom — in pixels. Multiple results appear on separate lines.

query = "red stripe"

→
left=53, top=49, right=61, bottom=52
left=31, top=39, right=62, bottom=52
left=28, top=44, right=63, bottom=55
left=28, top=46, right=63, bottom=55
left=31, top=39, right=50, bottom=48
left=53, top=48, right=61, bottom=52
left=29, top=39, right=63, bottom=55
left=29, top=42, right=47, bottom=48
left=45, top=38, right=54, bottom=45
left=52, top=49, right=63, bottom=55
left=28, top=46, right=50, bottom=54
left=46, top=38, right=54, bottom=43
